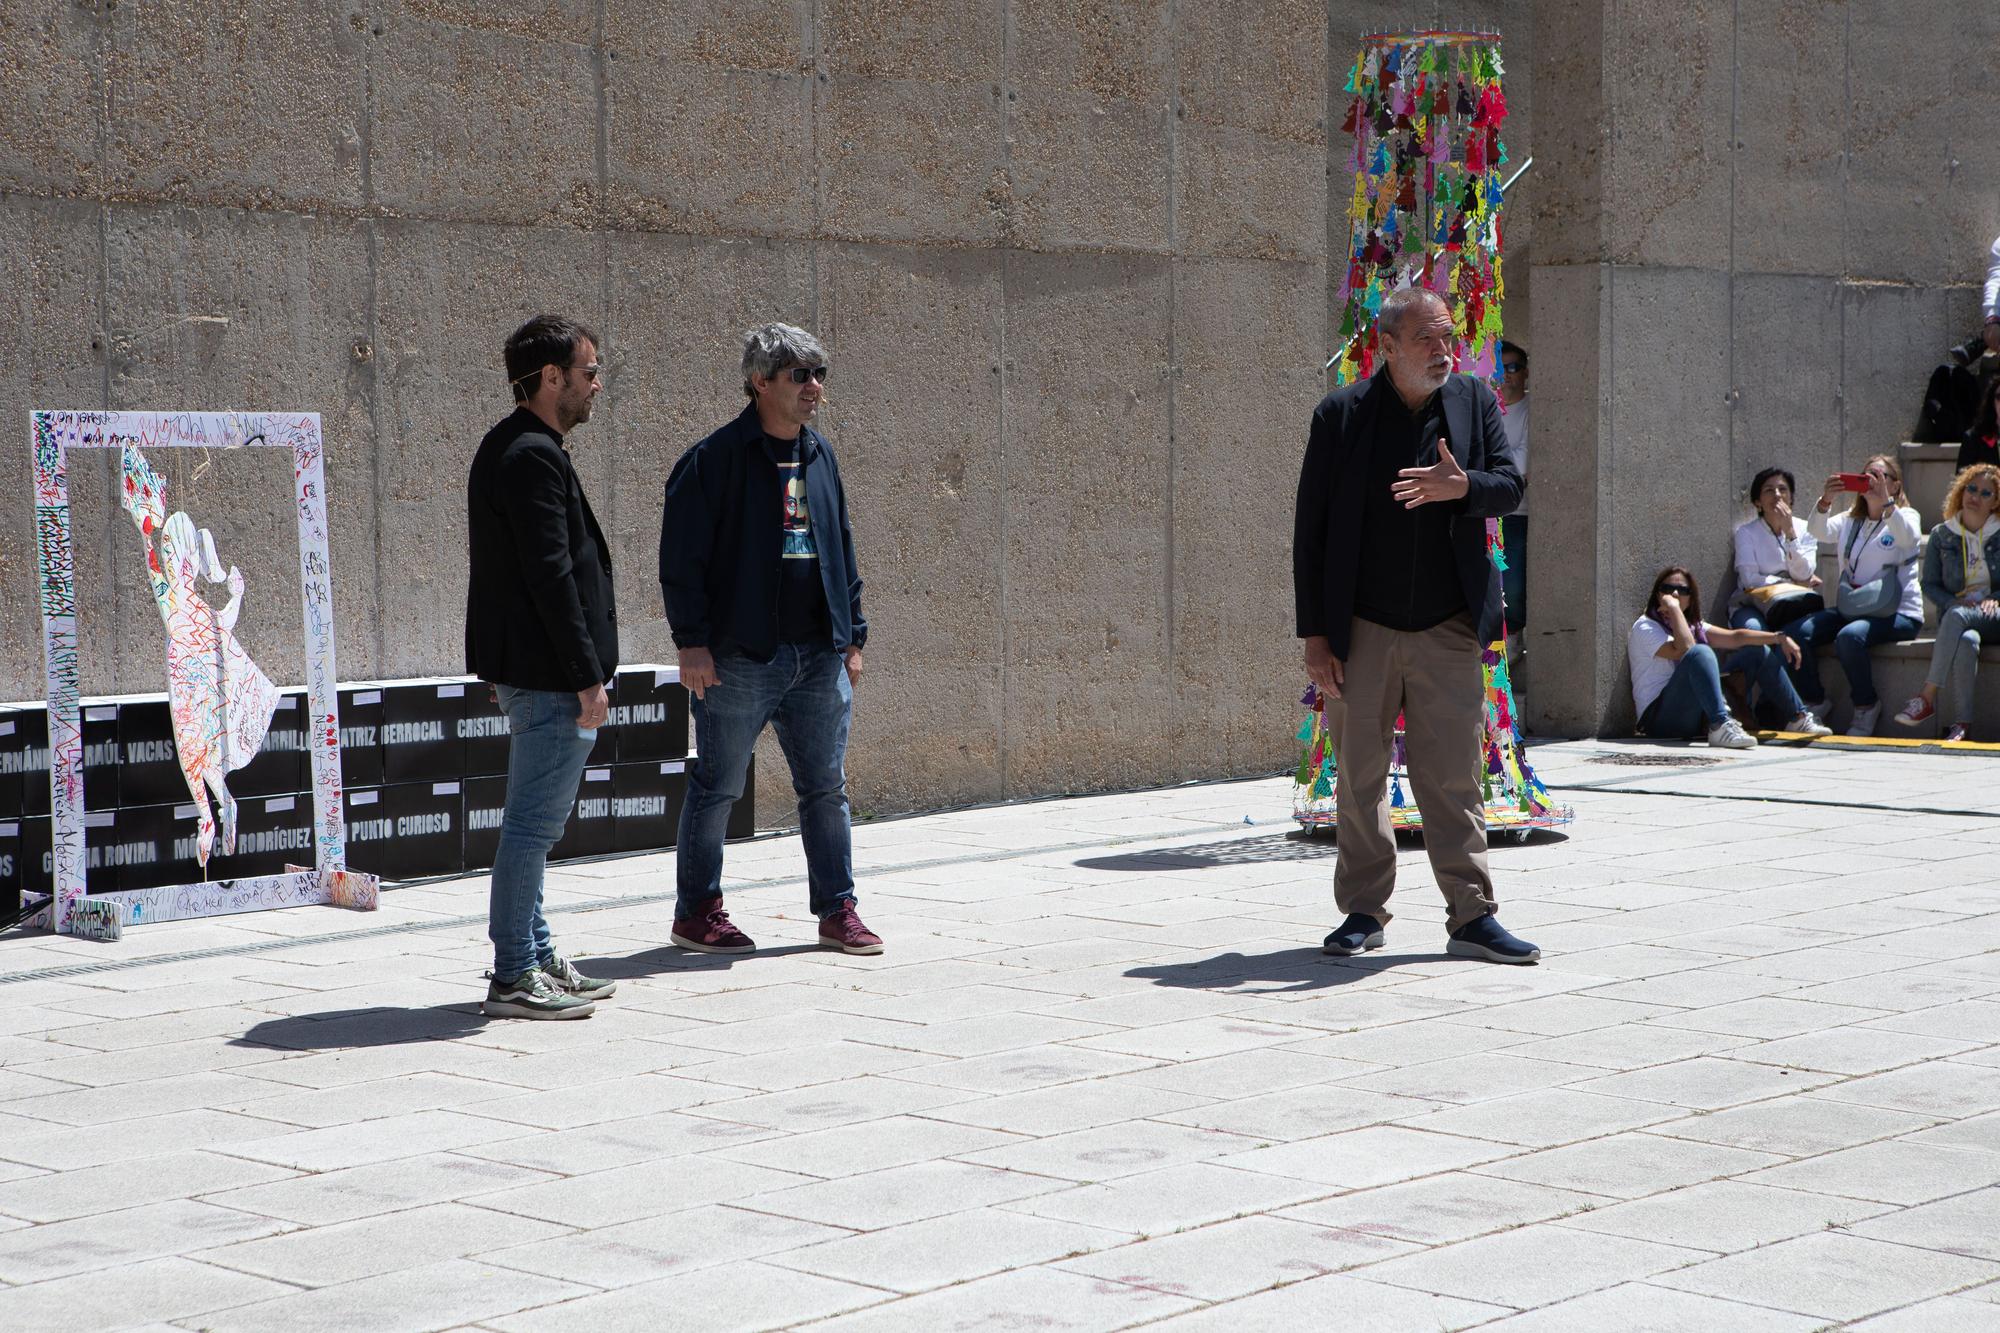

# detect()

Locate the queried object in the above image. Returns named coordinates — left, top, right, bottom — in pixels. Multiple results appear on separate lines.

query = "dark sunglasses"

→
left=1659, top=585, right=1692, bottom=595
left=782, top=365, right=830, bottom=385
left=1967, top=485, right=1997, bottom=500
left=1501, top=361, right=1524, bottom=373
left=566, top=362, right=603, bottom=381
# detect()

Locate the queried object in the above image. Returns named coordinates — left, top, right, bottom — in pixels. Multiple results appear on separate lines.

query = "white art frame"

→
left=29, top=411, right=377, bottom=937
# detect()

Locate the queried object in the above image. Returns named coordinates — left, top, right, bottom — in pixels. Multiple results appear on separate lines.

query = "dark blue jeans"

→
left=676, top=643, right=855, bottom=919
left=1501, top=516, right=1527, bottom=635
left=1785, top=609, right=1922, bottom=708
left=490, top=685, right=597, bottom=979
left=1644, top=644, right=1732, bottom=738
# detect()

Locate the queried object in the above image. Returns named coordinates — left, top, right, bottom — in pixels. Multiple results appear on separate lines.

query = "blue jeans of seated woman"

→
left=1784, top=609, right=1922, bottom=708
left=1647, top=642, right=1803, bottom=737
left=676, top=643, right=855, bottom=920
left=490, top=685, right=598, bottom=980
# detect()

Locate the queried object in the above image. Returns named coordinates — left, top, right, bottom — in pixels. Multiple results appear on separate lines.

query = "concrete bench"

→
left=1792, top=636, right=2000, bottom=739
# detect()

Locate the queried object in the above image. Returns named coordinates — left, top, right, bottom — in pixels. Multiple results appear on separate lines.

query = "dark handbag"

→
left=1746, top=582, right=1823, bottom=629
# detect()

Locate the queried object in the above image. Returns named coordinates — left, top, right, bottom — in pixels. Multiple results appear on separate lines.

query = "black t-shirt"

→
left=771, top=435, right=832, bottom=645
left=1352, top=387, right=1469, bottom=632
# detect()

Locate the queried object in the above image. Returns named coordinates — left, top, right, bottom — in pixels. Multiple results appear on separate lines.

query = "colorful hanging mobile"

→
left=1295, top=29, right=1571, bottom=838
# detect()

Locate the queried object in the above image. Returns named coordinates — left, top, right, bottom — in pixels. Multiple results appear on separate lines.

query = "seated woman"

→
left=1896, top=463, right=2000, bottom=740
left=1790, top=456, right=1925, bottom=735
left=1629, top=566, right=1832, bottom=749
left=1960, top=370, right=2000, bottom=474
left=1728, top=466, right=1822, bottom=632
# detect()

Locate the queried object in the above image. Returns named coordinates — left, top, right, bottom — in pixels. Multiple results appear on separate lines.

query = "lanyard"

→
left=1842, top=515, right=1886, bottom=581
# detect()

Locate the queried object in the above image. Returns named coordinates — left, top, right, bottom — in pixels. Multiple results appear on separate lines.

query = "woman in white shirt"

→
left=1629, top=566, right=1831, bottom=748
left=1728, top=467, right=1821, bottom=632
left=1895, top=463, right=2000, bottom=740
left=1788, top=455, right=1925, bottom=735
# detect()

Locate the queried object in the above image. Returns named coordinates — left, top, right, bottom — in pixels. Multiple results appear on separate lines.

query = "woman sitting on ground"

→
left=1728, top=466, right=1822, bottom=632
left=1896, top=463, right=2000, bottom=741
left=1960, top=370, right=2000, bottom=473
left=1629, top=566, right=1832, bottom=749
left=1790, top=456, right=1925, bottom=735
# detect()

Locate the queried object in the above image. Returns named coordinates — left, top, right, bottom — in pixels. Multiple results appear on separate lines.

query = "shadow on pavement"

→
left=1125, top=945, right=1465, bottom=995
left=1078, top=827, right=1565, bottom=873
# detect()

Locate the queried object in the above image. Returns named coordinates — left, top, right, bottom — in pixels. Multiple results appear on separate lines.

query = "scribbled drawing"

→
left=119, top=444, right=280, bottom=868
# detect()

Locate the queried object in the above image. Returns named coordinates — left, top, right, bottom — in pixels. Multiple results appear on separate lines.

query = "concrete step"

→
left=1792, top=636, right=2000, bottom=740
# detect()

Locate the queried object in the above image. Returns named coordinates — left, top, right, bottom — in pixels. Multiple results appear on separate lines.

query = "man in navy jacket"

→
left=1294, top=288, right=1539, bottom=965
left=466, top=314, right=620, bottom=1018
left=660, top=323, right=880, bottom=957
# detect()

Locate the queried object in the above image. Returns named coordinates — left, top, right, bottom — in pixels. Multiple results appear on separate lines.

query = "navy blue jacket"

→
left=660, top=404, right=867, bottom=659
left=1294, top=371, right=1524, bottom=660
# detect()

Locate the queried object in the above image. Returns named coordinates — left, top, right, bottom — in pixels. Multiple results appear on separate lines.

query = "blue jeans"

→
left=1501, top=516, right=1527, bottom=634
left=489, top=685, right=598, bottom=980
left=676, top=643, right=854, bottom=919
left=1785, top=609, right=1922, bottom=708
left=1643, top=644, right=1731, bottom=738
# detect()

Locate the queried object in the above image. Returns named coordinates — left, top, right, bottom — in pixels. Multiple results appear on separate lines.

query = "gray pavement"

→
left=0, top=738, right=1997, bottom=1330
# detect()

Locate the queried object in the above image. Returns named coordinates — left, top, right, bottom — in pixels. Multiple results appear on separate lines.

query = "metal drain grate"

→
left=1586, top=753, right=1725, bottom=768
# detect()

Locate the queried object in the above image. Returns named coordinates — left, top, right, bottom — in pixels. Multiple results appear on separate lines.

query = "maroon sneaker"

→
left=818, top=903, right=883, bottom=955
left=670, top=897, right=755, bottom=954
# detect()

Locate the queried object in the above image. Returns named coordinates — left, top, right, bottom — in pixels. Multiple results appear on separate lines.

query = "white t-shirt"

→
left=1628, top=616, right=1678, bottom=720
left=1809, top=505, right=1924, bottom=621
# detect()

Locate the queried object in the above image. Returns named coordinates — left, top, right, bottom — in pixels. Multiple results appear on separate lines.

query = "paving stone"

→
left=1001, top=1162, right=1334, bottom=1237
left=1562, top=1179, right=1891, bottom=1252
left=0, top=1150, right=296, bottom=1223
left=1394, top=1088, right=1683, bottom=1148
left=1136, top=1273, right=1512, bottom=1330
left=0, top=1198, right=293, bottom=1283
left=459, top=1110, right=778, bottom=1175
left=477, top=1202, right=847, bottom=1288
left=1468, top=1281, right=1824, bottom=1331
left=1647, top=1095, right=1938, bottom=1156
left=0, top=1256, right=292, bottom=1329
left=1361, top=1224, right=1707, bottom=1308
left=1156, top=1083, right=1443, bottom=1141
left=197, top=1200, right=565, bottom=1287
left=1848, top=1186, right=2000, bottom=1262
left=1846, top=1293, right=2000, bottom=1329
left=205, top=1153, right=555, bottom=1226
left=198, top=1257, right=594, bottom=1333
left=1280, top=1172, right=1603, bottom=1244
left=741, top=1159, right=1061, bottom=1230
left=1654, top=1231, right=2000, bottom=1321
left=769, top=1207, right=1125, bottom=1294
left=1569, top=1056, right=1840, bottom=1110
left=1815, top=1061, right=2000, bottom=1119
left=1745, top=1139, right=2000, bottom=1205
left=1220, top=1126, right=1516, bottom=1190
left=1059, top=1213, right=1420, bottom=1300
left=797, top=1263, right=1199, bottom=1331
left=225, top=1108, right=527, bottom=1172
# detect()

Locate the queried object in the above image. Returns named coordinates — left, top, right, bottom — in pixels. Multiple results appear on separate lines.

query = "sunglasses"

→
left=566, top=362, right=603, bottom=381
left=1501, top=362, right=1524, bottom=373
left=782, top=365, right=830, bottom=385
left=1968, top=485, right=1997, bottom=500
left=1659, top=585, right=1692, bottom=595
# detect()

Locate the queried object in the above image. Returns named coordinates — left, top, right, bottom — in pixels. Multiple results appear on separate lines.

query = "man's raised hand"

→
left=1392, top=438, right=1469, bottom=508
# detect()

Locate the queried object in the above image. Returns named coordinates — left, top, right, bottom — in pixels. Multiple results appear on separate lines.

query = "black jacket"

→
left=660, top=404, right=867, bottom=659
left=1294, top=370, right=1524, bottom=660
left=465, top=408, right=618, bottom=691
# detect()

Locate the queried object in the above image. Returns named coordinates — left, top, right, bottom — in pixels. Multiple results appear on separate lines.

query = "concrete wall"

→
left=1528, top=0, right=2000, bottom=735
left=0, top=0, right=1329, bottom=825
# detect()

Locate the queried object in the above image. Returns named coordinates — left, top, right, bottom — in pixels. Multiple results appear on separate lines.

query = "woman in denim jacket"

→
left=1896, top=463, right=2000, bottom=740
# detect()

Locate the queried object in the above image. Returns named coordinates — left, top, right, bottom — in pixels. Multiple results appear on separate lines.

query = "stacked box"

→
left=462, top=775, right=508, bottom=871
left=118, top=803, right=202, bottom=892
left=611, top=667, right=690, bottom=761
left=0, top=818, right=19, bottom=917
left=459, top=685, right=510, bottom=776
left=375, top=781, right=463, bottom=880
left=383, top=682, right=466, bottom=784
left=611, top=761, right=687, bottom=852
left=338, top=686, right=385, bottom=788
left=728, top=752, right=757, bottom=839
left=0, top=706, right=31, bottom=817
left=210, top=794, right=316, bottom=881
left=235, top=693, right=306, bottom=798
left=553, top=766, right=615, bottom=860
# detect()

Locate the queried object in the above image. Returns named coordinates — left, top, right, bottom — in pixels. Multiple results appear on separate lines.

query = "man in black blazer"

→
left=1294, top=288, right=1540, bottom=965
left=465, top=314, right=619, bottom=1018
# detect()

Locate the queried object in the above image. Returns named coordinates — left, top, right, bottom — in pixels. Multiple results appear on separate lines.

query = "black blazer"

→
left=1294, top=371, right=1524, bottom=661
left=465, top=408, right=618, bottom=691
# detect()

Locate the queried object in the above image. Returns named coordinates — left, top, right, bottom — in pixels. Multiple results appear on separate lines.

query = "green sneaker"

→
left=483, top=967, right=596, bottom=1020
left=541, top=953, right=618, bottom=1000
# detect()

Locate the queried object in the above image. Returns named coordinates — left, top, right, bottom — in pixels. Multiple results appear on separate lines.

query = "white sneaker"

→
left=1707, top=718, right=1758, bottom=750
left=1847, top=702, right=1882, bottom=737
left=1788, top=712, right=1834, bottom=738
left=1806, top=697, right=1834, bottom=724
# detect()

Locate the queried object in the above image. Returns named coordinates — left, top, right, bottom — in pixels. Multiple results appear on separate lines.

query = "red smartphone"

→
left=1838, top=472, right=1871, bottom=492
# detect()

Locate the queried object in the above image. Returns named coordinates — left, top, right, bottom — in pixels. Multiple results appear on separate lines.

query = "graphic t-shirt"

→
left=775, top=437, right=831, bottom=645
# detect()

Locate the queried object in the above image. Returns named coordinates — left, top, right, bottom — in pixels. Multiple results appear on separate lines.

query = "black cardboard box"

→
left=81, top=704, right=120, bottom=812
left=611, top=667, right=689, bottom=761
left=0, top=818, right=23, bottom=911
left=459, top=685, right=511, bottom=776
left=611, top=760, right=687, bottom=853
left=728, top=752, right=756, bottom=839
left=209, top=793, right=316, bottom=881
left=0, top=705, right=38, bottom=818
left=338, top=686, right=385, bottom=789
left=462, top=774, right=508, bottom=871
left=383, top=682, right=467, bottom=784
left=15, top=816, right=49, bottom=897
left=235, top=693, right=307, bottom=798
left=115, top=698, right=186, bottom=809
left=552, top=766, right=614, bottom=861
left=367, top=781, right=463, bottom=880
left=117, top=801, right=202, bottom=892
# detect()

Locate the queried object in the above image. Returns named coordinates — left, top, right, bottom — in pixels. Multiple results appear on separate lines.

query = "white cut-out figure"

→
left=119, top=445, right=279, bottom=868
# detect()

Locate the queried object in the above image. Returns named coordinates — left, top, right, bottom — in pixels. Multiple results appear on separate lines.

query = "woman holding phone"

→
left=1629, top=566, right=1831, bottom=748
left=1787, top=455, right=1924, bottom=735
left=1895, top=462, right=2000, bottom=740
left=1728, top=466, right=1822, bottom=632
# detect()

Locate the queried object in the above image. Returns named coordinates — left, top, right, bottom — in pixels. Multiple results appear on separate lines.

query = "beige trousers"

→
left=1326, top=613, right=1497, bottom=931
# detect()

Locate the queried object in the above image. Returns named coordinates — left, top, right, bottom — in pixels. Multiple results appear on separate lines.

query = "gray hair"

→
left=741, top=322, right=827, bottom=398
left=1378, top=287, right=1451, bottom=337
